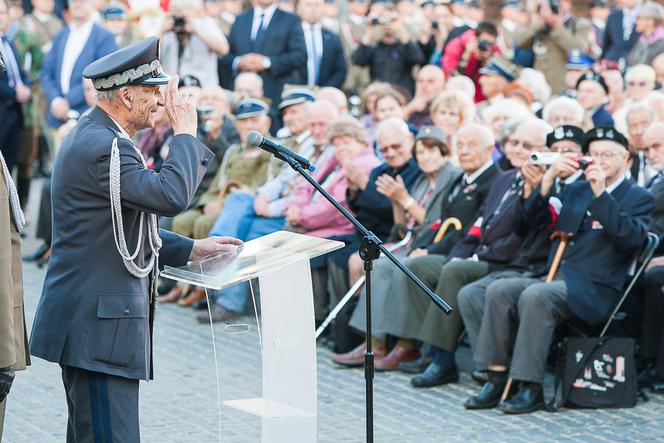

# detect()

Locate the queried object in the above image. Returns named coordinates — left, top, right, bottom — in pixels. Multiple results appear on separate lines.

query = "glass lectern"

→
left=161, top=231, right=344, bottom=442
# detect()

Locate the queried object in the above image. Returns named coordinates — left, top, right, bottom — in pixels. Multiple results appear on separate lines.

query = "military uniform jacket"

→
left=523, top=179, right=653, bottom=325
left=30, top=107, right=214, bottom=380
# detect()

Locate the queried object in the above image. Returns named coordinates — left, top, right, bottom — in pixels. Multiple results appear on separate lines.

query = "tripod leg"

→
left=364, top=260, right=374, bottom=443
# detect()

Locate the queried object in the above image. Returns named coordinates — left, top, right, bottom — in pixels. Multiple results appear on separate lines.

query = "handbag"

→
left=549, top=336, right=637, bottom=410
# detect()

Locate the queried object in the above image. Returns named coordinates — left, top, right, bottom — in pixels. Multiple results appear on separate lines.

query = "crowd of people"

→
left=3, top=0, right=664, bottom=416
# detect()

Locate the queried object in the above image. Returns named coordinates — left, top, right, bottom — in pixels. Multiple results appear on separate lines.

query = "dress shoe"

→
left=464, top=372, right=507, bottom=410
left=498, top=382, right=544, bottom=414
left=471, top=369, right=489, bottom=385
left=398, top=353, right=432, bottom=374
left=410, top=363, right=459, bottom=388
left=157, top=280, right=176, bottom=295
left=179, top=287, right=206, bottom=306
left=331, top=342, right=386, bottom=368
left=36, top=247, right=51, bottom=268
left=160, top=285, right=186, bottom=303
left=375, top=346, right=420, bottom=372
left=24, top=243, right=50, bottom=262
left=196, top=304, right=239, bottom=324
left=192, top=300, right=209, bottom=310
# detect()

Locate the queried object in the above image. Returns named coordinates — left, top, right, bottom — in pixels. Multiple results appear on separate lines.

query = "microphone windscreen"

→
left=247, top=131, right=263, bottom=148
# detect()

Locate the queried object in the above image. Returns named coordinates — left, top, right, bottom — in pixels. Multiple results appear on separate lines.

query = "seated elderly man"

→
left=398, top=119, right=552, bottom=387
left=459, top=125, right=586, bottom=384
left=286, top=116, right=381, bottom=324
left=466, top=127, right=653, bottom=414
left=626, top=104, right=657, bottom=186
left=576, top=72, right=614, bottom=128
left=334, top=123, right=500, bottom=366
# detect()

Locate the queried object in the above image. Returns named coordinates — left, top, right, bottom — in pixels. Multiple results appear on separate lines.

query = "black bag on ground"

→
left=551, top=336, right=637, bottom=409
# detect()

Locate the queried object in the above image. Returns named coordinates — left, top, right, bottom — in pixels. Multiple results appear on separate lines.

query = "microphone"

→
left=247, top=131, right=317, bottom=172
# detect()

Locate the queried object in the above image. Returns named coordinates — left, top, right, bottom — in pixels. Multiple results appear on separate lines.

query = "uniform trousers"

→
left=474, top=277, right=573, bottom=384
left=0, top=397, right=6, bottom=440
left=457, top=269, right=524, bottom=353
left=61, top=364, right=140, bottom=443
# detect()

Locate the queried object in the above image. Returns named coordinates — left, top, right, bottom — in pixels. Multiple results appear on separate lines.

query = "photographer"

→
left=516, top=0, right=591, bottom=95
left=352, top=5, right=425, bottom=95
left=160, top=0, right=229, bottom=86
left=442, top=21, right=501, bottom=102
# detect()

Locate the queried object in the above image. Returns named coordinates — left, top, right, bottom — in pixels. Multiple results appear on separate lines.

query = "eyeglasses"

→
left=507, top=139, right=538, bottom=151
left=589, top=152, right=622, bottom=161
left=628, top=81, right=648, bottom=87
left=379, top=143, right=405, bottom=154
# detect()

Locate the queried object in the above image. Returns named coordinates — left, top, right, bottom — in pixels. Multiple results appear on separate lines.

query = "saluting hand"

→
left=164, top=76, right=197, bottom=137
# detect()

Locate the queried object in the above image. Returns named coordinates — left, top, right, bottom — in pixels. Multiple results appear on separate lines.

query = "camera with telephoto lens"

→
left=197, top=106, right=215, bottom=136
left=478, top=39, right=493, bottom=52
left=549, top=0, right=559, bottom=14
left=371, top=17, right=392, bottom=26
left=173, top=16, right=187, bottom=34
left=431, top=21, right=439, bottom=30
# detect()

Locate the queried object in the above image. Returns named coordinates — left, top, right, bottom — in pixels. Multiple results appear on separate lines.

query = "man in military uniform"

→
left=29, top=38, right=242, bottom=441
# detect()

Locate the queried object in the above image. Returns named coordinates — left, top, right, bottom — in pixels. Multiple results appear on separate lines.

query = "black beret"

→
left=576, top=71, right=609, bottom=94
left=546, top=125, right=584, bottom=148
left=582, top=126, right=628, bottom=152
left=83, top=37, right=170, bottom=91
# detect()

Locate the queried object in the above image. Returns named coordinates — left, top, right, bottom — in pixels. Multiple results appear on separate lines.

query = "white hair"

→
left=375, top=117, right=411, bottom=141
left=518, top=68, right=551, bottom=104
left=481, top=98, right=532, bottom=124
left=458, top=123, right=495, bottom=147
left=518, top=118, right=553, bottom=145
left=626, top=102, right=657, bottom=122
left=94, top=88, right=118, bottom=101
left=625, top=64, right=656, bottom=87
left=445, top=75, right=476, bottom=102
left=542, top=96, right=585, bottom=124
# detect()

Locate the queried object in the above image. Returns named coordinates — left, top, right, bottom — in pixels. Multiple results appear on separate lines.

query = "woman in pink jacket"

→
left=285, top=116, right=381, bottom=238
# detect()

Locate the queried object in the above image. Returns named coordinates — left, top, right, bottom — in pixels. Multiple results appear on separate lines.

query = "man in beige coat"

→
left=0, top=149, right=30, bottom=440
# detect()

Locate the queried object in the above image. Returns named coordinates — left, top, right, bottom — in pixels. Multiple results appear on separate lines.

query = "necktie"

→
left=253, top=13, right=265, bottom=51
left=624, top=10, right=634, bottom=41
left=638, top=152, right=646, bottom=187
left=310, top=27, right=320, bottom=85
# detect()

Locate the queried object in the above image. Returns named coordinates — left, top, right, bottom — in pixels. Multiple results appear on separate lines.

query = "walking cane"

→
left=433, top=217, right=462, bottom=243
left=501, top=230, right=573, bottom=401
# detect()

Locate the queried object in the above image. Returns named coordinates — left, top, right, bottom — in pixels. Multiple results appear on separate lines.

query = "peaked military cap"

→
left=278, top=89, right=316, bottom=111
left=415, top=125, right=447, bottom=145
left=582, top=126, right=628, bottom=152
left=546, top=125, right=584, bottom=148
left=566, top=50, right=594, bottom=70
left=234, top=98, right=269, bottom=119
left=83, top=37, right=170, bottom=91
left=576, top=71, right=609, bottom=94
left=479, top=56, right=518, bottom=82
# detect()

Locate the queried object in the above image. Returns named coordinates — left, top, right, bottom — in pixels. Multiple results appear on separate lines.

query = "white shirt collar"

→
left=254, top=4, right=277, bottom=21
left=296, top=130, right=311, bottom=144
left=606, top=175, right=625, bottom=194
left=464, top=160, right=494, bottom=184
left=107, top=114, right=132, bottom=140
left=70, top=19, right=94, bottom=33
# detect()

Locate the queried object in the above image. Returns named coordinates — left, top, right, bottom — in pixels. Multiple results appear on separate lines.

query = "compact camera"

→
left=529, top=152, right=594, bottom=169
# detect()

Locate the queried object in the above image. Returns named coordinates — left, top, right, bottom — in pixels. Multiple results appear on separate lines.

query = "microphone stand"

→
left=280, top=153, right=452, bottom=443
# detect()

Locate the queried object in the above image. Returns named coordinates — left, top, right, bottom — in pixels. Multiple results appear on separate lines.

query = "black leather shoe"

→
left=398, top=353, right=432, bottom=374
left=23, top=243, right=50, bottom=262
left=410, top=363, right=459, bottom=388
left=498, top=382, right=544, bottom=414
left=464, top=372, right=507, bottom=410
left=471, top=369, right=489, bottom=385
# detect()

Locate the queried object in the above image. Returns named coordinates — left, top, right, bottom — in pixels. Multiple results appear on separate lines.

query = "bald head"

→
left=309, top=100, right=339, bottom=147
left=234, top=72, right=264, bottom=99
left=506, top=119, right=552, bottom=168
left=317, top=87, right=348, bottom=115
left=415, top=65, right=446, bottom=100
left=644, top=122, right=664, bottom=170
left=456, top=124, right=495, bottom=174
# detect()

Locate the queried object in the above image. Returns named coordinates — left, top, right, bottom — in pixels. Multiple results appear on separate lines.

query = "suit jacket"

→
left=40, top=23, right=117, bottom=127
left=601, top=10, right=640, bottom=62
left=414, top=163, right=500, bottom=254
left=29, top=107, right=214, bottom=380
left=591, top=106, right=615, bottom=127
left=0, top=155, right=29, bottom=372
left=649, top=178, right=664, bottom=253
left=318, top=28, right=347, bottom=88
left=447, top=170, right=523, bottom=270
left=0, top=39, right=30, bottom=119
left=524, top=179, right=653, bottom=325
left=221, top=9, right=307, bottom=105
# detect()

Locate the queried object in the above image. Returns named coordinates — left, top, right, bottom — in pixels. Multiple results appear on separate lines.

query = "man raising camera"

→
left=160, top=0, right=229, bottom=86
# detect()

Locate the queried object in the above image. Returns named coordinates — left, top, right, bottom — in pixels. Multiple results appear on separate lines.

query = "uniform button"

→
left=202, top=158, right=209, bottom=166
left=124, top=308, right=130, bottom=315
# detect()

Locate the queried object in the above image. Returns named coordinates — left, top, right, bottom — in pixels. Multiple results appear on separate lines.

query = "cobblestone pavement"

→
left=4, top=181, right=664, bottom=442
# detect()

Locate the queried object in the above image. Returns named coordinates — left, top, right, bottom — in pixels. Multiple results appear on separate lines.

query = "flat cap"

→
left=234, top=98, right=269, bottom=119
left=83, top=37, right=170, bottom=91
left=415, top=125, right=447, bottom=145
left=546, top=125, right=584, bottom=148
left=576, top=71, right=609, bottom=94
left=278, top=88, right=316, bottom=111
left=582, top=126, right=628, bottom=152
